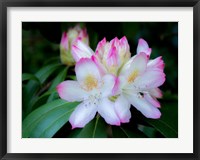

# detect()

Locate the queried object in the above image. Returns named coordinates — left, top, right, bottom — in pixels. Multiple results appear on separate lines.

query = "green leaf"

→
left=70, top=116, right=107, bottom=138
left=140, top=102, right=178, bottom=138
left=67, top=75, right=77, bottom=80
left=23, top=89, right=57, bottom=119
left=22, top=73, right=40, bottom=84
left=138, top=125, right=157, bottom=138
left=46, top=92, right=59, bottom=103
left=44, top=56, right=60, bottom=65
left=47, top=67, right=68, bottom=102
left=68, top=129, right=82, bottom=138
left=30, top=89, right=57, bottom=110
left=24, top=64, right=61, bottom=114
left=26, top=63, right=61, bottom=95
left=25, top=89, right=57, bottom=116
left=22, top=99, right=79, bottom=138
left=48, top=67, right=68, bottom=91
left=112, top=126, right=147, bottom=138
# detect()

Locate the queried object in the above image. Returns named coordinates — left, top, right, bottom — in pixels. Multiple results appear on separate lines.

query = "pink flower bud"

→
left=60, top=32, right=68, bottom=50
left=95, top=36, right=131, bottom=75
left=60, top=25, right=89, bottom=66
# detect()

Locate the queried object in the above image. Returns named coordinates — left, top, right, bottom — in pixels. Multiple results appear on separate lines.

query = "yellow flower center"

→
left=84, top=75, right=98, bottom=91
left=127, top=70, right=139, bottom=83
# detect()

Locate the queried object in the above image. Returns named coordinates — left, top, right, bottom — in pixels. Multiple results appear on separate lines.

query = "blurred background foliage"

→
left=22, top=22, right=178, bottom=138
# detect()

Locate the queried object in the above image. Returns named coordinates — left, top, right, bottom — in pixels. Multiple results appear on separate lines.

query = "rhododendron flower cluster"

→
left=57, top=36, right=165, bottom=129
left=60, top=25, right=89, bottom=66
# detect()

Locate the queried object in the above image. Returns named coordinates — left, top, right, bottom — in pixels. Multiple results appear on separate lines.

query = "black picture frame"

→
left=0, top=0, right=199, bottom=159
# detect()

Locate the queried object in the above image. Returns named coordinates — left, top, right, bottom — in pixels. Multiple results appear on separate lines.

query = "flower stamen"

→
left=83, top=75, right=98, bottom=91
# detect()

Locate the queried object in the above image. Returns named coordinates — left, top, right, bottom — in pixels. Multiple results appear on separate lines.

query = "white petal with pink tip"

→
left=126, top=93, right=161, bottom=119
left=120, top=52, right=148, bottom=82
left=72, top=40, right=94, bottom=62
left=136, top=38, right=152, bottom=56
left=149, top=88, right=163, bottom=98
left=98, top=98, right=121, bottom=126
left=75, top=58, right=101, bottom=86
left=147, top=56, right=165, bottom=71
left=144, top=94, right=161, bottom=108
left=57, top=81, right=87, bottom=102
left=134, top=70, right=165, bottom=90
left=101, top=74, right=116, bottom=97
left=114, top=95, right=131, bottom=123
left=69, top=102, right=97, bottom=129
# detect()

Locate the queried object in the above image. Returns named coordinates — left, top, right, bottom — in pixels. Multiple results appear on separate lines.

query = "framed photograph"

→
left=0, top=0, right=199, bottom=159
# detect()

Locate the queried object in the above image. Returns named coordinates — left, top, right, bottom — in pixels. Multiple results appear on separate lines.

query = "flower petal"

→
left=72, top=40, right=94, bottom=62
left=95, top=37, right=106, bottom=59
left=60, top=32, right=68, bottom=50
left=136, top=38, right=152, bottom=56
left=69, top=102, right=97, bottom=129
left=130, top=52, right=148, bottom=72
left=112, top=76, right=120, bottom=95
left=110, top=37, right=120, bottom=47
left=144, top=94, right=161, bottom=108
left=147, top=56, right=165, bottom=71
left=109, top=75, right=127, bottom=96
left=75, top=58, right=101, bottom=86
left=119, top=56, right=135, bottom=74
left=115, top=95, right=131, bottom=123
left=119, top=36, right=130, bottom=52
left=98, top=98, right=121, bottom=126
left=78, top=28, right=89, bottom=44
left=126, top=94, right=161, bottom=119
left=134, top=70, right=166, bottom=90
left=106, top=46, right=119, bottom=67
left=101, top=74, right=116, bottom=97
left=91, top=55, right=107, bottom=76
left=120, top=52, right=148, bottom=83
left=149, top=88, right=163, bottom=98
left=56, top=81, right=87, bottom=102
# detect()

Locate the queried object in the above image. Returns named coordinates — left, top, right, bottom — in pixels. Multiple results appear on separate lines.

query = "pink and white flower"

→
left=114, top=39, right=165, bottom=122
left=58, top=37, right=165, bottom=127
left=57, top=58, right=120, bottom=129
left=60, top=25, right=89, bottom=66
